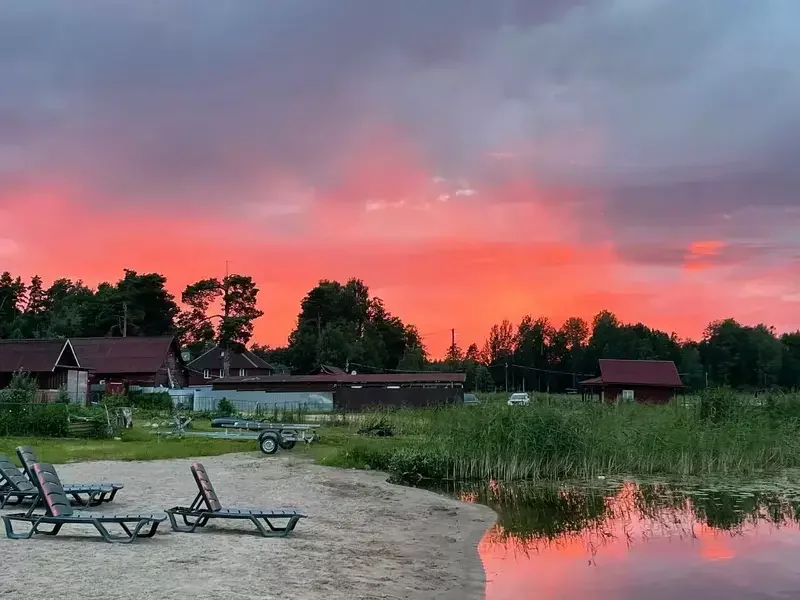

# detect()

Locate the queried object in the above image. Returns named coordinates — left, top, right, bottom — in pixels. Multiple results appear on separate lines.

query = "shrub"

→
left=0, top=371, right=37, bottom=404
left=56, top=387, right=72, bottom=404
left=0, top=402, right=69, bottom=437
left=216, top=398, right=236, bottom=417
left=101, top=393, right=130, bottom=408
left=129, top=391, right=173, bottom=411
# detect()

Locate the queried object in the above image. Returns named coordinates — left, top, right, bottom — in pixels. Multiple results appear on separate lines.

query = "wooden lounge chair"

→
left=165, top=462, right=305, bottom=537
left=1, top=463, right=165, bottom=544
left=16, top=446, right=123, bottom=504
left=0, top=455, right=114, bottom=509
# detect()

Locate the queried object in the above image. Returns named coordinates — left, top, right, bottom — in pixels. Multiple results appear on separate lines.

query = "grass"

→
left=314, top=390, right=800, bottom=482
left=6, top=389, right=800, bottom=481
left=0, top=420, right=255, bottom=464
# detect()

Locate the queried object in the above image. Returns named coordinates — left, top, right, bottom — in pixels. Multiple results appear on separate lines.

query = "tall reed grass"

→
left=327, top=389, right=800, bottom=482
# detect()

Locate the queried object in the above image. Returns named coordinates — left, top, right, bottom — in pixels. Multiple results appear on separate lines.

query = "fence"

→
left=191, top=396, right=331, bottom=416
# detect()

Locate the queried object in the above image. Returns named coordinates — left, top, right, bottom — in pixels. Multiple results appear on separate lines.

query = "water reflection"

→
left=439, top=479, right=800, bottom=599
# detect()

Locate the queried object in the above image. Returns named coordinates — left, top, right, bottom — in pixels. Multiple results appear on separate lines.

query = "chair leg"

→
left=2, top=516, right=38, bottom=540
left=92, top=519, right=152, bottom=544
left=35, top=522, right=63, bottom=536
left=261, top=515, right=301, bottom=536
left=138, top=521, right=160, bottom=538
left=167, top=510, right=204, bottom=533
left=250, top=515, right=298, bottom=538
left=70, top=492, right=89, bottom=507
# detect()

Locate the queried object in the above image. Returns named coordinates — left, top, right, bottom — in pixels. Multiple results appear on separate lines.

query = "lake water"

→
left=435, top=478, right=800, bottom=599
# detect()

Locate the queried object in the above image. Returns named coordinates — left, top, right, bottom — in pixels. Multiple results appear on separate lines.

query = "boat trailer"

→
left=154, top=416, right=321, bottom=455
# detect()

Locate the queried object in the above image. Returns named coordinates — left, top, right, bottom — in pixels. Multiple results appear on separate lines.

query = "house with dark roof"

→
left=310, top=364, right=348, bottom=375
left=210, top=372, right=466, bottom=411
left=186, top=344, right=275, bottom=386
left=0, top=339, right=88, bottom=402
left=580, top=359, right=684, bottom=404
left=71, top=335, right=187, bottom=389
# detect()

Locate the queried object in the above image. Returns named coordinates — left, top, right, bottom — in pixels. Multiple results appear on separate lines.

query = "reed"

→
left=325, top=390, right=800, bottom=482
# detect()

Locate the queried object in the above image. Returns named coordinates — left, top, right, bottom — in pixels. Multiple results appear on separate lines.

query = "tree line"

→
left=1, top=270, right=798, bottom=391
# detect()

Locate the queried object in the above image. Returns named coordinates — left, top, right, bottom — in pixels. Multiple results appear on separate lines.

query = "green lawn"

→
left=0, top=421, right=256, bottom=464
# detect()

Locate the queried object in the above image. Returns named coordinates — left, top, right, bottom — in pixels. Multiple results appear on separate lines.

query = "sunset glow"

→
left=2, top=1, right=799, bottom=356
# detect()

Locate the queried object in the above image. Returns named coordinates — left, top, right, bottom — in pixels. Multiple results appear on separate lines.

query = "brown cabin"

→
left=0, top=339, right=88, bottom=402
left=186, top=344, right=275, bottom=386
left=70, top=335, right=188, bottom=389
left=580, top=359, right=684, bottom=404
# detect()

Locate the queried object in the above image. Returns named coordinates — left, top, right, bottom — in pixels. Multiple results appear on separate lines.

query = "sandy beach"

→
left=0, top=453, right=495, bottom=600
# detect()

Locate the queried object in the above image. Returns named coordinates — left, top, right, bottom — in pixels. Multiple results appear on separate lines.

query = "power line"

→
left=347, top=362, right=442, bottom=374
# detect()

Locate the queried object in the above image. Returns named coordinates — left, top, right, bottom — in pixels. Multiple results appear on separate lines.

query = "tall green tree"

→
left=286, top=278, right=424, bottom=374
left=178, top=274, right=264, bottom=370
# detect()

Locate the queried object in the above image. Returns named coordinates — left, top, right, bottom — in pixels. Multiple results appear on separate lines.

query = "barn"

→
left=580, top=359, right=684, bottom=404
left=207, top=372, right=466, bottom=412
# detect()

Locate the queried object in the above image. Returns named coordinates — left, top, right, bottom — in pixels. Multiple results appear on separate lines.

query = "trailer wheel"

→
left=258, top=432, right=279, bottom=455
left=279, top=440, right=296, bottom=450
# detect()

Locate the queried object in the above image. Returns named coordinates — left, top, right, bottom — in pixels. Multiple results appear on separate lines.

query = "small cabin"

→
left=580, top=359, right=684, bottom=404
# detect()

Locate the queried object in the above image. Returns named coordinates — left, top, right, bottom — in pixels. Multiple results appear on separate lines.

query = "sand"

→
left=0, top=453, right=495, bottom=600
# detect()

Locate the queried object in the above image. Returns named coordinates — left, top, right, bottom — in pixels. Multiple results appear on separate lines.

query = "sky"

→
left=1, top=0, right=799, bottom=356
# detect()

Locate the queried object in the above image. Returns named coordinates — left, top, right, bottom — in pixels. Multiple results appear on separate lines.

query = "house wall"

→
left=66, top=369, right=89, bottom=405
left=90, top=372, right=158, bottom=387
left=187, top=367, right=271, bottom=387
left=191, top=390, right=333, bottom=413
left=155, top=347, right=188, bottom=387
left=0, top=369, right=85, bottom=403
left=334, top=386, right=464, bottom=412
left=603, top=385, right=676, bottom=404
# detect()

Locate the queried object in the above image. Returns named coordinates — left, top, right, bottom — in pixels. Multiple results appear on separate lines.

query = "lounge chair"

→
left=0, top=455, right=114, bottom=509
left=165, top=462, right=305, bottom=537
left=1, top=462, right=165, bottom=543
left=16, top=446, right=123, bottom=504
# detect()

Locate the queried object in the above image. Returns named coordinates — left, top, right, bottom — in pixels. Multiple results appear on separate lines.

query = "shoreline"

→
left=0, top=452, right=496, bottom=600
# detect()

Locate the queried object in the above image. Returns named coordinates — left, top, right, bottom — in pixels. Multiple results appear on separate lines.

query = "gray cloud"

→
left=1, top=0, right=799, bottom=245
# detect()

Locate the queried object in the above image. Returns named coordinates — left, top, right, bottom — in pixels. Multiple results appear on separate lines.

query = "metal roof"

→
left=214, top=372, right=466, bottom=385
left=0, top=339, right=78, bottom=372
left=580, top=359, right=683, bottom=387
left=186, top=345, right=274, bottom=371
left=71, top=336, right=178, bottom=374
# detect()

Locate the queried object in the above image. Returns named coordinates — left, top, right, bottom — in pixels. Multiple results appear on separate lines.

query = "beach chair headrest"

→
left=190, top=462, right=222, bottom=512
left=31, top=463, right=73, bottom=517
left=0, top=455, right=36, bottom=492
left=15, top=446, right=37, bottom=476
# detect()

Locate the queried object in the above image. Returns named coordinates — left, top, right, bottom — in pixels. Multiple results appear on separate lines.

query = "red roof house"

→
left=580, top=359, right=683, bottom=404
left=70, top=336, right=187, bottom=388
left=0, top=339, right=88, bottom=402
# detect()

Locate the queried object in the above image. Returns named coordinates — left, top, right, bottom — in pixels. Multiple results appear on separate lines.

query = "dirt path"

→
left=0, top=453, right=495, bottom=600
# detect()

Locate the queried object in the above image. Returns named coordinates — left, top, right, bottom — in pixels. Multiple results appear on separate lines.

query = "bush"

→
left=0, top=402, right=69, bottom=437
left=216, top=398, right=236, bottom=417
left=101, top=393, right=130, bottom=408
left=56, top=387, right=72, bottom=404
left=129, top=391, right=173, bottom=411
left=0, top=372, right=37, bottom=404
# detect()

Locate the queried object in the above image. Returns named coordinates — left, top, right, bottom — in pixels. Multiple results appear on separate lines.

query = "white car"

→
left=507, top=392, right=530, bottom=406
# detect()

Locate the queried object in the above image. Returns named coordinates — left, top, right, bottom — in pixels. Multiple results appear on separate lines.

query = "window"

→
left=621, top=389, right=634, bottom=401
left=203, top=369, right=210, bottom=380
left=239, top=368, right=246, bottom=377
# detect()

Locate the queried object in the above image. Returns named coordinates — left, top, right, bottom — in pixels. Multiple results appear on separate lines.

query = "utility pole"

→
left=451, top=328, right=456, bottom=353
left=221, top=261, right=231, bottom=378
left=504, top=362, right=509, bottom=393
left=122, top=302, right=128, bottom=338
left=316, top=313, right=322, bottom=367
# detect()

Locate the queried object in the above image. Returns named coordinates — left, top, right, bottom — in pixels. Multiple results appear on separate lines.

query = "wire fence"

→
left=189, top=397, right=332, bottom=416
